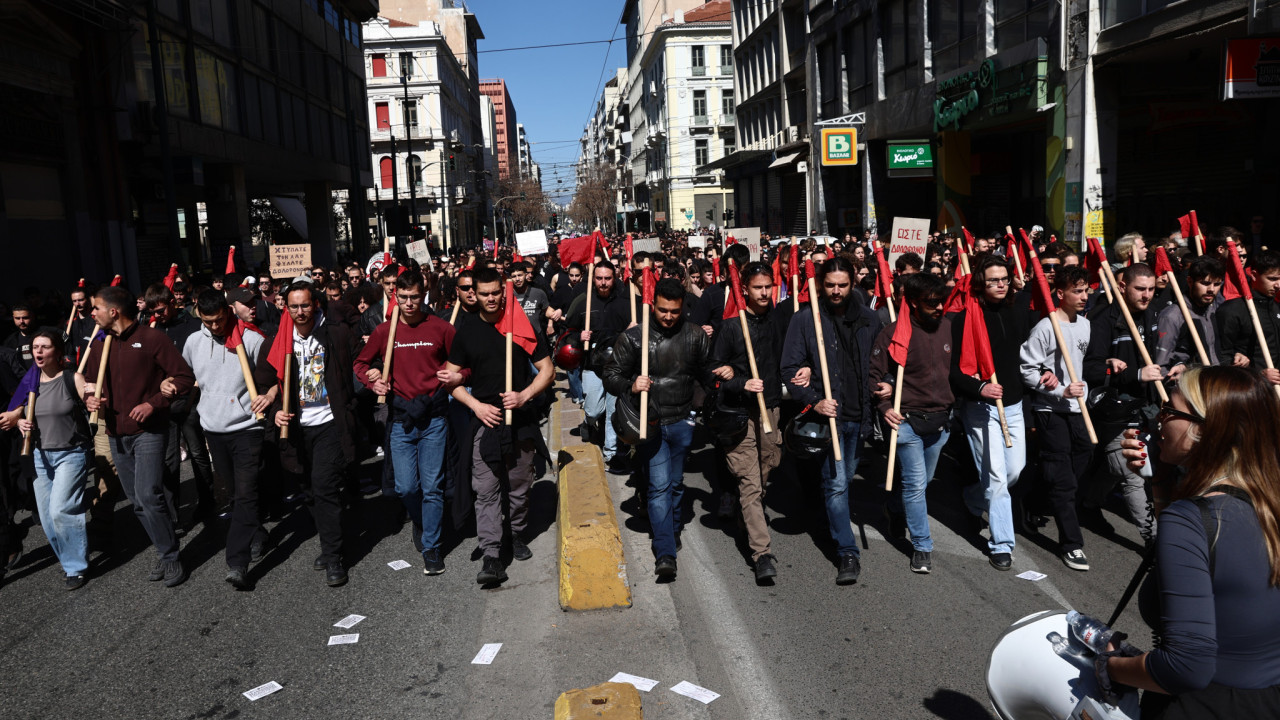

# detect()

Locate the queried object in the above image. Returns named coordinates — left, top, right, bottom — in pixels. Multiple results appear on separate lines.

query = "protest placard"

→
left=515, top=230, right=549, bottom=256
left=732, top=227, right=762, bottom=261
left=269, top=244, right=312, bottom=279
left=888, top=217, right=930, bottom=266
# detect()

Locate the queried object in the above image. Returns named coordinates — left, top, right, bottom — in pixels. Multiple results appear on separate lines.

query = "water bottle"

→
left=1066, top=610, right=1113, bottom=654
left=1136, top=430, right=1153, bottom=478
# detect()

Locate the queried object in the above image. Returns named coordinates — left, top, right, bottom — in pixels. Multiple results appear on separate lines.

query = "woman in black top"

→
left=1113, top=366, right=1280, bottom=717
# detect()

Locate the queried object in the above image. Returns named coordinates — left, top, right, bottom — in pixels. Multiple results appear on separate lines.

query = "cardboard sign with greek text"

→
left=732, top=227, right=762, bottom=261
left=515, top=230, right=549, bottom=256
left=406, top=240, right=432, bottom=269
left=269, top=243, right=312, bottom=279
left=888, top=218, right=930, bottom=266
left=632, top=237, right=660, bottom=255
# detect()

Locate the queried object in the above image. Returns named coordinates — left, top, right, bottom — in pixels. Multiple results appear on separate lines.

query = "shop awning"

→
left=768, top=152, right=801, bottom=169
left=699, top=149, right=771, bottom=173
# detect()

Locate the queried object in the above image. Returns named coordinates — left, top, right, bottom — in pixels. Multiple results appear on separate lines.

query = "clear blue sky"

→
left=466, top=0, right=625, bottom=205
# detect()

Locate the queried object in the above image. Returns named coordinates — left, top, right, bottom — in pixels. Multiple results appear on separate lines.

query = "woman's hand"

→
left=1119, top=428, right=1147, bottom=473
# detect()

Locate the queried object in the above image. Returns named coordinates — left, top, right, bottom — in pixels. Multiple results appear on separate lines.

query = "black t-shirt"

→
left=449, top=316, right=550, bottom=405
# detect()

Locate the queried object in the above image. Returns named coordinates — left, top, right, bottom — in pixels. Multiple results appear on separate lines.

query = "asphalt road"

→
left=0, top=409, right=1154, bottom=719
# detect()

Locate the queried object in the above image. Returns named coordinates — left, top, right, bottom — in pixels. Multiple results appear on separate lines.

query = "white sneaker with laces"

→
left=1062, top=548, right=1090, bottom=571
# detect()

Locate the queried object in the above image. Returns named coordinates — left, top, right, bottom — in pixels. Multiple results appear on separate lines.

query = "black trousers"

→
left=299, top=421, right=345, bottom=565
left=1034, top=410, right=1092, bottom=552
left=205, top=428, right=266, bottom=569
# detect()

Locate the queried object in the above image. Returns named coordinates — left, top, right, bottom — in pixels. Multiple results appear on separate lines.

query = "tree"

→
left=568, top=161, right=618, bottom=232
left=495, top=176, right=547, bottom=233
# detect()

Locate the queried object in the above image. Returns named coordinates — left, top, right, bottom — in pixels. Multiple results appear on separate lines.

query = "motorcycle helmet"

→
left=785, top=408, right=832, bottom=459
left=987, top=610, right=1139, bottom=720
left=612, top=395, right=658, bottom=445
left=554, top=330, right=585, bottom=371
left=707, top=407, right=749, bottom=446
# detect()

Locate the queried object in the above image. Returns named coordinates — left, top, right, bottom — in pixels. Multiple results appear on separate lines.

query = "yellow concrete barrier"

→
left=556, top=442, right=632, bottom=611
left=554, top=681, right=642, bottom=719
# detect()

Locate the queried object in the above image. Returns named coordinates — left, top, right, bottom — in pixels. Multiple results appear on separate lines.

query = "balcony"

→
left=719, top=65, right=733, bottom=76
left=691, top=115, right=710, bottom=126
left=691, top=66, right=707, bottom=76
left=718, top=113, right=735, bottom=126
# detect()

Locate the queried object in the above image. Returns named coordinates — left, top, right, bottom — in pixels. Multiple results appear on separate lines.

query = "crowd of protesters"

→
left=0, top=218, right=1273, bottom=595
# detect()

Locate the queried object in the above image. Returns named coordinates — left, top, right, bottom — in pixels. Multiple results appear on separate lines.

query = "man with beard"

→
left=1155, top=256, right=1226, bottom=377
left=567, top=262, right=622, bottom=458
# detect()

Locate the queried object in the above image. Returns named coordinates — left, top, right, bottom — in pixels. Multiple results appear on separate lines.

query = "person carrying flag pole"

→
left=871, top=274, right=954, bottom=575
left=445, top=268, right=553, bottom=586
left=1217, top=243, right=1280, bottom=398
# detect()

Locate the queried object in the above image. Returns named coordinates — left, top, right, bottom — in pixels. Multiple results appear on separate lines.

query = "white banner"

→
left=632, top=237, right=660, bottom=255
left=731, top=227, right=762, bottom=261
left=687, top=235, right=706, bottom=249
left=406, top=239, right=431, bottom=267
left=515, top=230, right=549, bottom=256
left=888, top=217, right=931, bottom=267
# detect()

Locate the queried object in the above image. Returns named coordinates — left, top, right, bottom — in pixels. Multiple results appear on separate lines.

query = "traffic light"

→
left=550, top=212, right=558, bottom=229
left=724, top=209, right=735, bottom=224
left=447, top=154, right=456, bottom=171
left=706, top=209, right=714, bottom=221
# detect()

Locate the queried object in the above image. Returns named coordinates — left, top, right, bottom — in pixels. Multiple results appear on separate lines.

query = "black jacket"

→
left=264, top=321, right=360, bottom=466
left=781, top=296, right=882, bottom=423
left=567, top=284, right=624, bottom=371
left=1217, top=296, right=1280, bottom=370
left=711, top=306, right=784, bottom=410
left=602, top=317, right=714, bottom=426
left=950, top=300, right=1030, bottom=406
left=1083, top=300, right=1161, bottom=401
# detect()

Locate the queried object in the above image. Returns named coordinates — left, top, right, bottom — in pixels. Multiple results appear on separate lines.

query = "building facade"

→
left=479, top=79, right=518, bottom=180
left=363, top=9, right=485, bottom=254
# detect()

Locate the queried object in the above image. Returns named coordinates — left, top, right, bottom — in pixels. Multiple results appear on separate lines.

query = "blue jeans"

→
left=567, top=367, right=583, bottom=402
left=960, top=400, right=1026, bottom=555
left=582, top=370, right=617, bottom=460
left=887, top=423, right=950, bottom=552
left=388, top=416, right=448, bottom=552
left=33, top=447, right=90, bottom=576
left=111, top=431, right=179, bottom=562
left=820, top=420, right=863, bottom=556
left=638, top=418, right=695, bottom=559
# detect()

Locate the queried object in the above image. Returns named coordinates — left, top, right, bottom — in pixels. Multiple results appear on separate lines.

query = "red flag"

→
left=226, top=247, right=236, bottom=276
left=513, top=252, right=523, bottom=264
left=726, top=235, right=737, bottom=246
left=789, top=245, right=799, bottom=282
left=961, top=227, right=976, bottom=255
left=1028, top=254, right=1056, bottom=318
left=558, top=235, right=595, bottom=266
left=1223, top=239, right=1252, bottom=301
left=466, top=255, right=476, bottom=269
left=723, top=261, right=745, bottom=319
left=1178, top=214, right=1193, bottom=240
left=943, top=273, right=971, bottom=314
left=1152, top=246, right=1175, bottom=277
left=1006, top=232, right=1026, bottom=272
left=873, top=245, right=895, bottom=301
left=595, top=230, right=612, bottom=259
left=959, top=292, right=995, bottom=379
left=77, top=278, right=86, bottom=288
left=162, top=263, right=179, bottom=291
left=771, top=255, right=783, bottom=303
left=498, top=279, right=538, bottom=355
left=493, top=240, right=500, bottom=260
left=711, top=257, right=721, bottom=281
left=110, top=274, right=122, bottom=287
left=1085, top=237, right=1108, bottom=290
left=887, top=295, right=912, bottom=366
left=798, top=259, right=814, bottom=303
left=266, top=306, right=295, bottom=384
left=225, top=318, right=262, bottom=352
left=642, top=265, right=656, bottom=306
left=624, top=234, right=634, bottom=262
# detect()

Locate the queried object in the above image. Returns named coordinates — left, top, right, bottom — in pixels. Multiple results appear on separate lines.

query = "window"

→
left=724, top=133, right=736, bottom=156
left=404, top=100, right=417, bottom=132
left=695, top=139, right=709, bottom=168
left=691, top=45, right=706, bottom=75
left=929, top=0, right=981, bottom=74
left=406, top=156, right=422, bottom=188
left=995, top=0, right=1053, bottom=50
left=323, top=1, right=339, bottom=29
left=818, top=40, right=839, bottom=118
left=400, top=52, right=413, bottom=79
left=379, top=156, right=393, bottom=189
left=843, top=18, right=874, bottom=110
left=880, top=0, right=919, bottom=95
left=721, top=89, right=734, bottom=119
left=375, top=101, right=389, bottom=130
left=720, top=45, right=733, bottom=74
left=372, top=54, right=386, bottom=77
left=693, top=89, right=707, bottom=120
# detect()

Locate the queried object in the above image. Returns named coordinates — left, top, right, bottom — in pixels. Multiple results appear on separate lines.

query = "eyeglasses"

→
left=984, top=277, right=1011, bottom=286
left=1158, top=402, right=1202, bottom=424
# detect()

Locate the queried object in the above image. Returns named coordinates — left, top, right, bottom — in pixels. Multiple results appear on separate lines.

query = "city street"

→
left=0, top=405, right=1155, bottom=720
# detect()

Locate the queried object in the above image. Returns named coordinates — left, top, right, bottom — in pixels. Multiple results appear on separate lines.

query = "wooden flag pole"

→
left=505, top=328, right=514, bottom=426
left=449, top=302, right=460, bottom=326
left=377, top=305, right=401, bottom=405
left=235, top=344, right=264, bottom=420
left=879, top=240, right=898, bottom=323
left=1098, top=261, right=1169, bottom=403
left=77, top=340, right=95, bottom=374
left=20, top=391, right=35, bottom=456
left=65, top=306, right=78, bottom=336
left=806, top=276, right=842, bottom=461
left=629, top=282, right=637, bottom=325
left=728, top=258, right=773, bottom=434
left=639, top=262, right=652, bottom=440
left=584, top=262, right=596, bottom=333
left=1005, top=226, right=1026, bottom=281
left=1242, top=294, right=1280, bottom=400
left=791, top=273, right=800, bottom=312
left=990, top=370, right=1014, bottom=448
left=884, top=364, right=905, bottom=491
left=1026, top=245, right=1098, bottom=444
left=1164, top=271, right=1210, bottom=366
left=280, top=354, right=292, bottom=440
left=89, top=335, right=112, bottom=425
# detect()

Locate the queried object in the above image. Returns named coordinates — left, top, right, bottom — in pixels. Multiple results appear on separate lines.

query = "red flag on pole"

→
left=1223, top=239, right=1252, bottom=301
left=1085, top=237, right=1108, bottom=290
left=711, top=257, right=721, bottom=281
left=797, top=259, right=814, bottom=303
left=1028, top=254, right=1056, bottom=318
left=266, top=307, right=295, bottom=384
left=726, top=235, right=737, bottom=245
left=642, top=265, right=656, bottom=306
left=226, top=247, right=236, bottom=276
left=595, top=230, right=612, bottom=259
left=887, top=295, right=912, bottom=366
left=557, top=235, right=596, bottom=266
left=225, top=318, right=262, bottom=352
left=943, top=273, right=971, bottom=314
left=723, top=261, right=745, bottom=319
left=162, top=263, right=179, bottom=291
left=110, top=274, right=122, bottom=287
left=959, top=293, right=996, bottom=379
left=873, top=245, right=895, bottom=302
left=1152, top=246, right=1175, bottom=277
left=771, top=256, right=783, bottom=303
left=961, top=227, right=976, bottom=255
left=1177, top=214, right=1193, bottom=241
left=498, top=280, right=539, bottom=355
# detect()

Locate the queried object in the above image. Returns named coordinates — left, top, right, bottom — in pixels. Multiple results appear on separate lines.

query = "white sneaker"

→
left=1062, top=548, right=1090, bottom=571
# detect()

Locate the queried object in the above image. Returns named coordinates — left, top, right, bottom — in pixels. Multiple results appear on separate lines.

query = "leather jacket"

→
left=602, top=316, right=715, bottom=426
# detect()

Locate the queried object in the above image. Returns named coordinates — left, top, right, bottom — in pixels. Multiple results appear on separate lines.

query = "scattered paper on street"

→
left=387, top=560, right=412, bottom=570
left=333, top=614, right=366, bottom=629
left=471, top=643, right=503, bottom=665
left=242, top=681, right=283, bottom=701
left=670, top=680, right=720, bottom=704
left=327, top=634, right=360, bottom=646
left=1017, top=570, right=1047, bottom=582
left=609, top=672, right=659, bottom=691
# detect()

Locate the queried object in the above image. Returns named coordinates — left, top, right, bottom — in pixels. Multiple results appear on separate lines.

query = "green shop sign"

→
left=933, top=57, right=1044, bottom=132
left=887, top=143, right=933, bottom=169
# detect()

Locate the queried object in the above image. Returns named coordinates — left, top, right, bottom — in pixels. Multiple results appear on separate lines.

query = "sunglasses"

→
left=1158, top=402, right=1202, bottom=424
left=456, top=284, right=475, bottom=291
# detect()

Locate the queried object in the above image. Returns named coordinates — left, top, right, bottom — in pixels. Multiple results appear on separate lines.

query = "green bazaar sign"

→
left=887, top=143, right=933, bottom=169
left=933, top=59, right=1040, bottom=132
